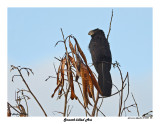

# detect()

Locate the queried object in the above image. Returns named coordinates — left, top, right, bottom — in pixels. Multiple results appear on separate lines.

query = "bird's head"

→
left=88, top=28, right=105, bottom=37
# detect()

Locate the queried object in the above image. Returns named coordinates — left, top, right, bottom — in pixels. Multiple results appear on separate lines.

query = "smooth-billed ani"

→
left=88, top=28, right=112, bottom=97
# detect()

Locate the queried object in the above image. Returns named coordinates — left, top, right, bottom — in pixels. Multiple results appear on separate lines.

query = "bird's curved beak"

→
left=88, top=30, right=94, bottom=35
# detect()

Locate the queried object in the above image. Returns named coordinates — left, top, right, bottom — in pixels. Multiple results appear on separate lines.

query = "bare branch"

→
left=99, top=83, right=126, bottom=98
left=10, top=65, right=47, bottom=116
left=96, top=97, right=103, bottom=116
left=55, top=40, right=64, bottom=47
left=92, top=92, right=99, bottom=116
left=142, top=111, right=153, bottom=118
left=7, top=102, right=21, bottom=114
left=131, top=93, right=140, bottom=116
left=12, top=75, right=20, bottom=82
left=107, top=9, right=113, bottom=41
left=77, top=97, right=91, bottom=116
left=53, top=111, right=64, bottom=115
left=121, top=72, right=130, bottom=116
left=68, top=106, right=73, bottom=117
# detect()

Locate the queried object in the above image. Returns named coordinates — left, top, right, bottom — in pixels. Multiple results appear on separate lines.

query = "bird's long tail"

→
left=98, top=62, right=112, bottom=97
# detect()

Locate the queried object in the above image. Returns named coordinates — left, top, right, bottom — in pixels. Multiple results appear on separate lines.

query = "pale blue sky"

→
left=8, top=8, right=152, bottom=75
left=8, top=8, right=152, bottom=116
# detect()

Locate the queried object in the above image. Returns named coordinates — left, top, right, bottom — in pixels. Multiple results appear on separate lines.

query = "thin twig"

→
left=53, top=62, right=57, bottom=73
left=22, top=92, right=29, bottom=116
left=107, top=9, right=113, bottom=41
left=121, top=104, right=136, bottom=114
left=92, top=92, right=99, bottom=116
left=99, top=83, right=126, bottom=98
left=55, top=40, right=64, bottom=47
left=60, top=28, right=72, bottom=117
left=131, top=93, right=140, bottom=116
left=54, top=57, right=61, bottom=62
left=68, top=106, right=73, bottom=117
left=12, top=75, right=20, bottom=82
left=16, top=90, right=29, bottom=116
left=117, top=64, right=124, bottom=117
left=121, top=72, right=130, bottom=116
left=7, top=102, right=21, bottom=114
left=67, top=105, right=70, bottom=117
left=77, top=98, right=91, bottom=116
left=53, top=111, right=64, bottom=115
left=11, top=65, right=47, bottom=116
left=96, top=97, right=103, bottom=116
left=142, top=111, right=153, bottom=117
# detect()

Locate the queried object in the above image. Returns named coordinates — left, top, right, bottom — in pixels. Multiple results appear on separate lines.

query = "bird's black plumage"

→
left=88, top=28, right=112, bottom=97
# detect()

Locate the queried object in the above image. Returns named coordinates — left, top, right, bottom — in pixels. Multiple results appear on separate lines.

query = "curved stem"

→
left=17, top=69, right=47, bottom=117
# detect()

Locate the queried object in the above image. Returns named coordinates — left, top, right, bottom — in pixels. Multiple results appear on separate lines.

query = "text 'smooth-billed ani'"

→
left=88, top=28, right=112, bottom=97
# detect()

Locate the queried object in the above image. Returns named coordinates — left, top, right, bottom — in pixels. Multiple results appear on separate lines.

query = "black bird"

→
left=88, top=28, right=112, bottom=97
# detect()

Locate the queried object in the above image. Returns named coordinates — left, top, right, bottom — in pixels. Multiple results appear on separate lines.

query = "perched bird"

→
left=88, top=28, right=112, bottom=97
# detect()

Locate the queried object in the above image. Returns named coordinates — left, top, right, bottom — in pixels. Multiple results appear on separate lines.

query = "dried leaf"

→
left=88, top=75, right=95, bottom=102
left=73, top=37, right=87, bottom=64
left=7, top=110, right=11, bottom=117
left=70, top=71, right=77, bottom=100
left=61, top=58, right=66, bottom=86
left=57, top=65, right=61, bottom=85
left=58, top=87, right=63, bottom=95
left=69, top=38, right=76, bottom=54
left=88, top=86, right=92, bottom=98
left=17, top=104, right=27, bottom=117
left=68, top=55, right=80, bottom=77
left=73, top=36, right=102, bottom=95
left=51, top=83, right=61, bottom=98
left=70, top=72, right=74, bottom=100
left=80, top=63, right=90, bottom=107
left=68, top=55, right=76, bottom=67
left=10, top=67, right=14, bottom=72
left=87, top=65, right=103, bottom=95
left=7, top=106, right=11, bottom=117
left=74, top=43, right=77, bottom=52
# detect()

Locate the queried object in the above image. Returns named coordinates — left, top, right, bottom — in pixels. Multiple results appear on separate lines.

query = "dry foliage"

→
left=8, top=66, right=47, bottom=117
left=46, top=28, right=142, bottom=117
left=8, top=9, right=152, bottom=117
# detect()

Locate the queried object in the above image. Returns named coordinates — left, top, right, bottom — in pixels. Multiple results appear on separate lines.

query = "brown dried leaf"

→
left=73, top=36, right=102, bottom=95
left=74, top=43, right=77, bottom=52
left=10, top=67, right=14, bottom=72
left=68, top=55, right=80, bottom=77
left=80, top=63, right=90, bottom=107
left=57, top=65, right=61, bottom=85
left=7, top=110, right=11, bottom=117
left=17, top=104, right=27, bottom=117
left=58, top=87, right=63, bottom=95
left=61, top=58, right=66, bottom=86
left=68, top=55, right=76, bottom=67
left=70, top=71, right=76, bottom=100
left=20, top=114, right=26, bottom=117
left=51, top=83, right=61, bottom=98
left=87, top=65, right=103, bottom=95
left=73, top=37, right=87, bottom=64
left=7, top=107, right=11, bottom=117
left=88, top=86, right=92, bottom=98
left=88, top=75, right=95, bottom=102
left=69, top=38, right=76, bottom=54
